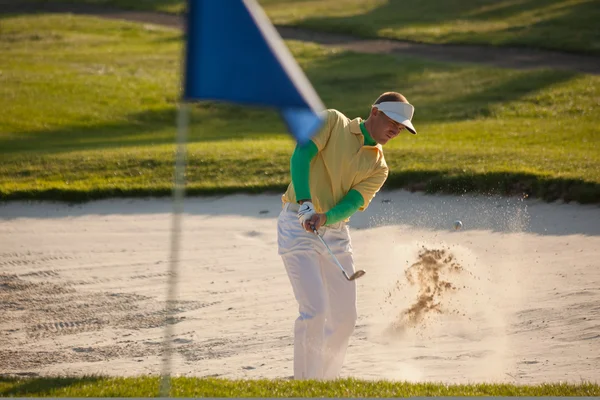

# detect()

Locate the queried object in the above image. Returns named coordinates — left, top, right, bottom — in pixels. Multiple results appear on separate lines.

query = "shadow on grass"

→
left=385, top=170, right=600, bottom=204
left=290, top=0, right=600, bottom=54
left=0, top=0, right=185, bottom=19
left=304, top=50, right=578, bottom=122
left=0, top=376, right=103, bottom=397
left=416, top=68, right=577, bottom=121
left=1, top=170, right=598, bottom=205
left=0, top=104, right=287, bottom=155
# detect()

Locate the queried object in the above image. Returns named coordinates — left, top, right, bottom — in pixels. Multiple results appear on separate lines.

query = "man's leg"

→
left=319, top=227, right=357, bottom=380
left=281, top=252, right=327, bottom=379
left=278, top=209, right=328, bottom=380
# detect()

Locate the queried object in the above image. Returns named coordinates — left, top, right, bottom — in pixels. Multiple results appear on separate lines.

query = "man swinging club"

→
left=277, top=91, right=417, bottom=380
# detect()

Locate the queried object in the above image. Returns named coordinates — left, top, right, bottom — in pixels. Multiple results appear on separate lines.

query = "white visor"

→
left=373, top=101, right=416, bottom=134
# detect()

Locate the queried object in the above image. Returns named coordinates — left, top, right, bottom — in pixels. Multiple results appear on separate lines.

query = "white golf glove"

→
left=297, top=201, right=316, bottom=229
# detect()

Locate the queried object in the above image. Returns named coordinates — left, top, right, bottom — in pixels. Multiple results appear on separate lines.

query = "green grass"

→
left=23, top=0, right=600, bottom=54
left=262, top=0, right=600, bottom=55
left=1, top=376, right=599, bottom=397
left=1, top=14, right=599, bottom=203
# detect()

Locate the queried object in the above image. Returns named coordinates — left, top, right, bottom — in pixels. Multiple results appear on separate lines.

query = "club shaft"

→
left=313, top=229, right=350, bottom=279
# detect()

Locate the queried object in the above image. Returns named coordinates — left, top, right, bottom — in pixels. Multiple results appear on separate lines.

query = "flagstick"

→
left=160, top=101, right=190, bottom=397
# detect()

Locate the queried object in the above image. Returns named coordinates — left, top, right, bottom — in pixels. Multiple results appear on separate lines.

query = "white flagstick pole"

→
left=160, top=101, right=189, bottom=397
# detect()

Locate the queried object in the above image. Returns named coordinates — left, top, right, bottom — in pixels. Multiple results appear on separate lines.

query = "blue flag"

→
left=183, top=0, right=325, bottom=144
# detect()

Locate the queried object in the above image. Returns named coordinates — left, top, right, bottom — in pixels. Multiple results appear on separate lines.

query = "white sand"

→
left=1, top=190, right=599, bottom=384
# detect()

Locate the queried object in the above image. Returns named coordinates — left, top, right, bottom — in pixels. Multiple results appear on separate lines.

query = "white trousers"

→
left=277, top=204, right=357, bottom=380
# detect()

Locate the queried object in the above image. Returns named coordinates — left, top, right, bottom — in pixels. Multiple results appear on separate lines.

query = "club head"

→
left=347, top=270, right=366, bottom=281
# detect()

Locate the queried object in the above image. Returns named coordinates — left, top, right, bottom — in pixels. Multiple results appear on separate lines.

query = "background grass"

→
left=1, top=376, right=599, bottom=397
left=262, top=0, right=600, bottom=55
left=25, top=0, right=600, bottom=54
left=1, top=14, right=599, bottom=203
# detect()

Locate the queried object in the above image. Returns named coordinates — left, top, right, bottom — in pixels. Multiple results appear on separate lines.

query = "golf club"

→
left=312, top=227, right=366, bottom=281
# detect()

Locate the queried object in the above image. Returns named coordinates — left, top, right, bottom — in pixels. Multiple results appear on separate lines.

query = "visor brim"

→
left=381, top=110, right=417, bottom=134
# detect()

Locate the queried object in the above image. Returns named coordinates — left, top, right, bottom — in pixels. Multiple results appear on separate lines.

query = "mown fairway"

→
left=1, top=14, right=598, bottom=202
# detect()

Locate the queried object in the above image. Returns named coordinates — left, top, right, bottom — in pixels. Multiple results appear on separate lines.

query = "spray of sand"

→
left=383, top=246, right=469, bottom=336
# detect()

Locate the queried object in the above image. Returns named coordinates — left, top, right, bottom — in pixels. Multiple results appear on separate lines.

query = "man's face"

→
left=370, top=107, right=406, bottom=145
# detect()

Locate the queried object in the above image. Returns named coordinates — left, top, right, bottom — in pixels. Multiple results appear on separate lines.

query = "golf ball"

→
left=453, top=220, right=463, bottom=230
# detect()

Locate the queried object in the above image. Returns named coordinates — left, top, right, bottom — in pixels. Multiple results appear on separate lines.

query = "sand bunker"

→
left=1, top=190, right=599, bottom=383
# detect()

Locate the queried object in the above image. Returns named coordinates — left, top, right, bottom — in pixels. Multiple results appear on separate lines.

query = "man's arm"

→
left=291, top=109, right=336, bottom=232
left=290, top=140, right=318, bottom=204
left=291, top=140, right=321, bottom=231
left=324, top=190, right=364, bottom=225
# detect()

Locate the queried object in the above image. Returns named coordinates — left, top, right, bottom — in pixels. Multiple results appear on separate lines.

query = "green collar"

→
left=359, top=122, right=377, bottom=146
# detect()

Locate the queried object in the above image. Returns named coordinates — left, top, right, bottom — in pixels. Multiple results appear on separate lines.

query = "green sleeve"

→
left=325, top=189, right=365, bottom=225
left=290, top=140, right=318, bottom=202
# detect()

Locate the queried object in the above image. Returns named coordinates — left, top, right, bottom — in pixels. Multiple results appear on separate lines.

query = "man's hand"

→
left=297, top=201, right=327, bottom=232
left=297, top=201, right=316, bottom=229
left=303, top=213, right=327, bottom=233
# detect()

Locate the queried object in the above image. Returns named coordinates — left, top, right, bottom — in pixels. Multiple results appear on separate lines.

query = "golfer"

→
left=277, top=91, right=417, bottom=380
